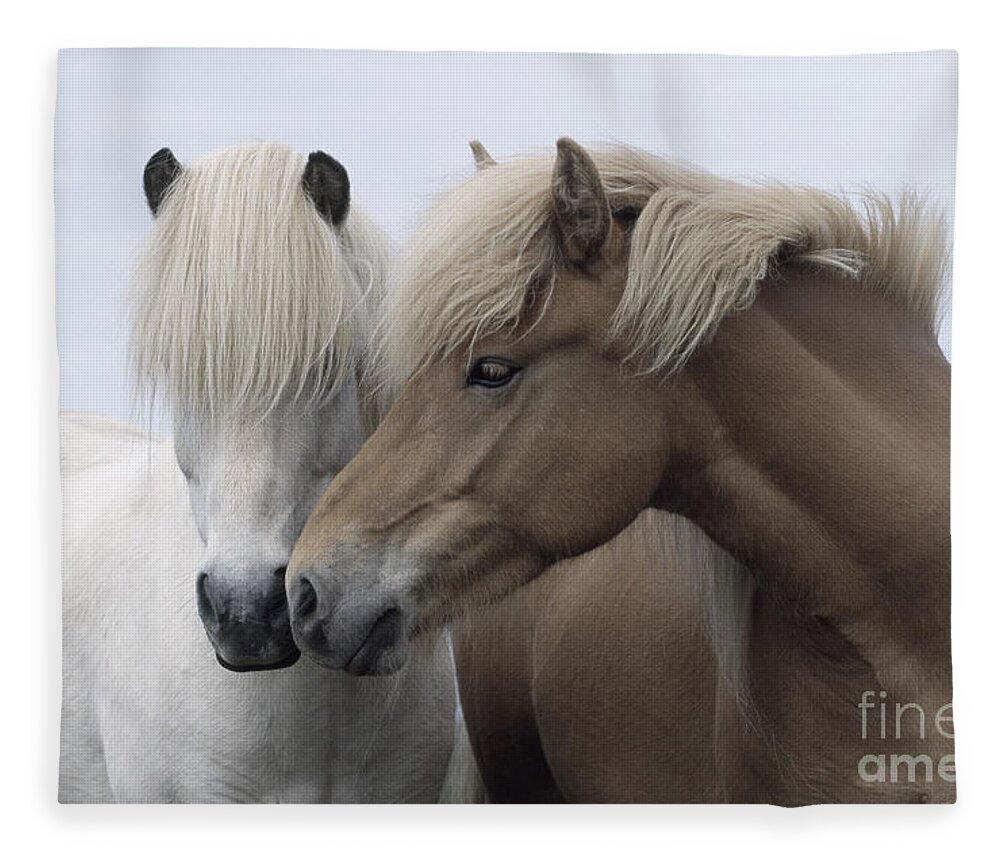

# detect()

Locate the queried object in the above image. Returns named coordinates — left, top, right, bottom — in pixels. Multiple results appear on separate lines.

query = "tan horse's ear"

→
left=469, top=140, right=497, bottom=170
left=550, top=137, right=611, bottom=265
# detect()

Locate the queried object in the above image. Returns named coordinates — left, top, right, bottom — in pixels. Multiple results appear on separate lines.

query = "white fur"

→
left=171, top=390, right=363, bottom=611
left=131, top=143, right=395, bottom=637
left=60, top=142, right=455, bottom=802
left=60, top=413, right=455, bottom=803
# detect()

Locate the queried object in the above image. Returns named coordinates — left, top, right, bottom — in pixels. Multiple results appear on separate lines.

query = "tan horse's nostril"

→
left=293, top=575, right=319, bottom=621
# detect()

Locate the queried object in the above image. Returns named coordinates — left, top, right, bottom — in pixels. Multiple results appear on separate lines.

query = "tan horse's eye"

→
left=467, top=357, right=521, bottom=389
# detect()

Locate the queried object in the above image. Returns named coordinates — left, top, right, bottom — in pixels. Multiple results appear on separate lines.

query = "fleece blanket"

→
left=56, top=49, right=956, bottom=803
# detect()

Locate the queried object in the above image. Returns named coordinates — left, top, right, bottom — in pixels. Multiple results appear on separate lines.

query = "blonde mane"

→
left=130, top=142, right=392, bottom=427
left=382, top=145, right=948, bottom=384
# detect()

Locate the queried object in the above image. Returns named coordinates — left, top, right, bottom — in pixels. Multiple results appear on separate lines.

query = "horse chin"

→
left=301, top=639, right=407, bottom=677
left=214, top=646, right=301, bottom=673
left=200, top=606, right=303, bottom=673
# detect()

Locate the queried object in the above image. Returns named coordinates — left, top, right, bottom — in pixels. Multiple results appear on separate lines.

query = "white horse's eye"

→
left=467, top=357, right=521, bottom=389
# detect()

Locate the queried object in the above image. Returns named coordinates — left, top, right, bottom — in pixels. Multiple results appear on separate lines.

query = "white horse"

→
left=59, top=143, right=456, bottom=802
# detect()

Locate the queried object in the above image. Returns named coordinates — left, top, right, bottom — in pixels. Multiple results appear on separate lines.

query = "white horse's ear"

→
left=469, top=140, right=497, bottom=170
left=143, top=148, right=182, bottom=216
left=550, top=137, right=611, bottom=265
left=303, top=151, right=350, bottom=226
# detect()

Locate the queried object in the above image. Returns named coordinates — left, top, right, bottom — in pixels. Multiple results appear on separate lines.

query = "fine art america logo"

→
left=857, top=691, right=955, bottom=785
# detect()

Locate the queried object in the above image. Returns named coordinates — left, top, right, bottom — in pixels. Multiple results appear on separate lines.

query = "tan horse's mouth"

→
left=289, top=577, right=410, bottom=676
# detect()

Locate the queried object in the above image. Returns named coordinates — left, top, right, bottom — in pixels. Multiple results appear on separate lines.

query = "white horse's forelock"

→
left=130, top=142, right=392, bottom=426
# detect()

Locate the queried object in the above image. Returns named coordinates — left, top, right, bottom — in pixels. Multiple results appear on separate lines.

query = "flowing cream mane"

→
left=130, top=142, right=392, bottom=426
left=382, top=145, right=948, bottom=384
left=382, top=144, right=950, bottom=733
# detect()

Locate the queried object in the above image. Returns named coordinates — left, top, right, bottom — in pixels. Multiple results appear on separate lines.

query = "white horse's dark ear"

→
left=303, top=151, right=350, bottom=226
left=550, top=138, right=611, bottom=265
left=469, top=140, right=497, bottom=170
left=143, top=148, right=182, bottom=216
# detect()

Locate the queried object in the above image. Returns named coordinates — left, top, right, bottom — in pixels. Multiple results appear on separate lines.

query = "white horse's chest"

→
left=60, top=420, right=454, bottom=803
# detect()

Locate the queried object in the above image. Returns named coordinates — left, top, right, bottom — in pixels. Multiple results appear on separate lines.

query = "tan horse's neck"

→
left=653, top=267, right=951, bottom=705
left=453, top=269, right=953, bottom=804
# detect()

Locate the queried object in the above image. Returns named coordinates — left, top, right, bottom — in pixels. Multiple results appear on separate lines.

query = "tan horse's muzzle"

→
left=286, top=548, right=412, bottom=676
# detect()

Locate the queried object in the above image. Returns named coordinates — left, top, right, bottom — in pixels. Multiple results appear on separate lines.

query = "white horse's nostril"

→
left=196, top=571, right=218, bottom=620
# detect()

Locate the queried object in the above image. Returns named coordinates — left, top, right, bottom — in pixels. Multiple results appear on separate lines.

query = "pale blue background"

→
left=55, top=49, right=957, bottom=428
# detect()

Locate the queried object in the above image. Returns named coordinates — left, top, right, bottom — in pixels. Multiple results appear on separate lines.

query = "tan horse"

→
left=287, top=140, right=953, bottom=802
